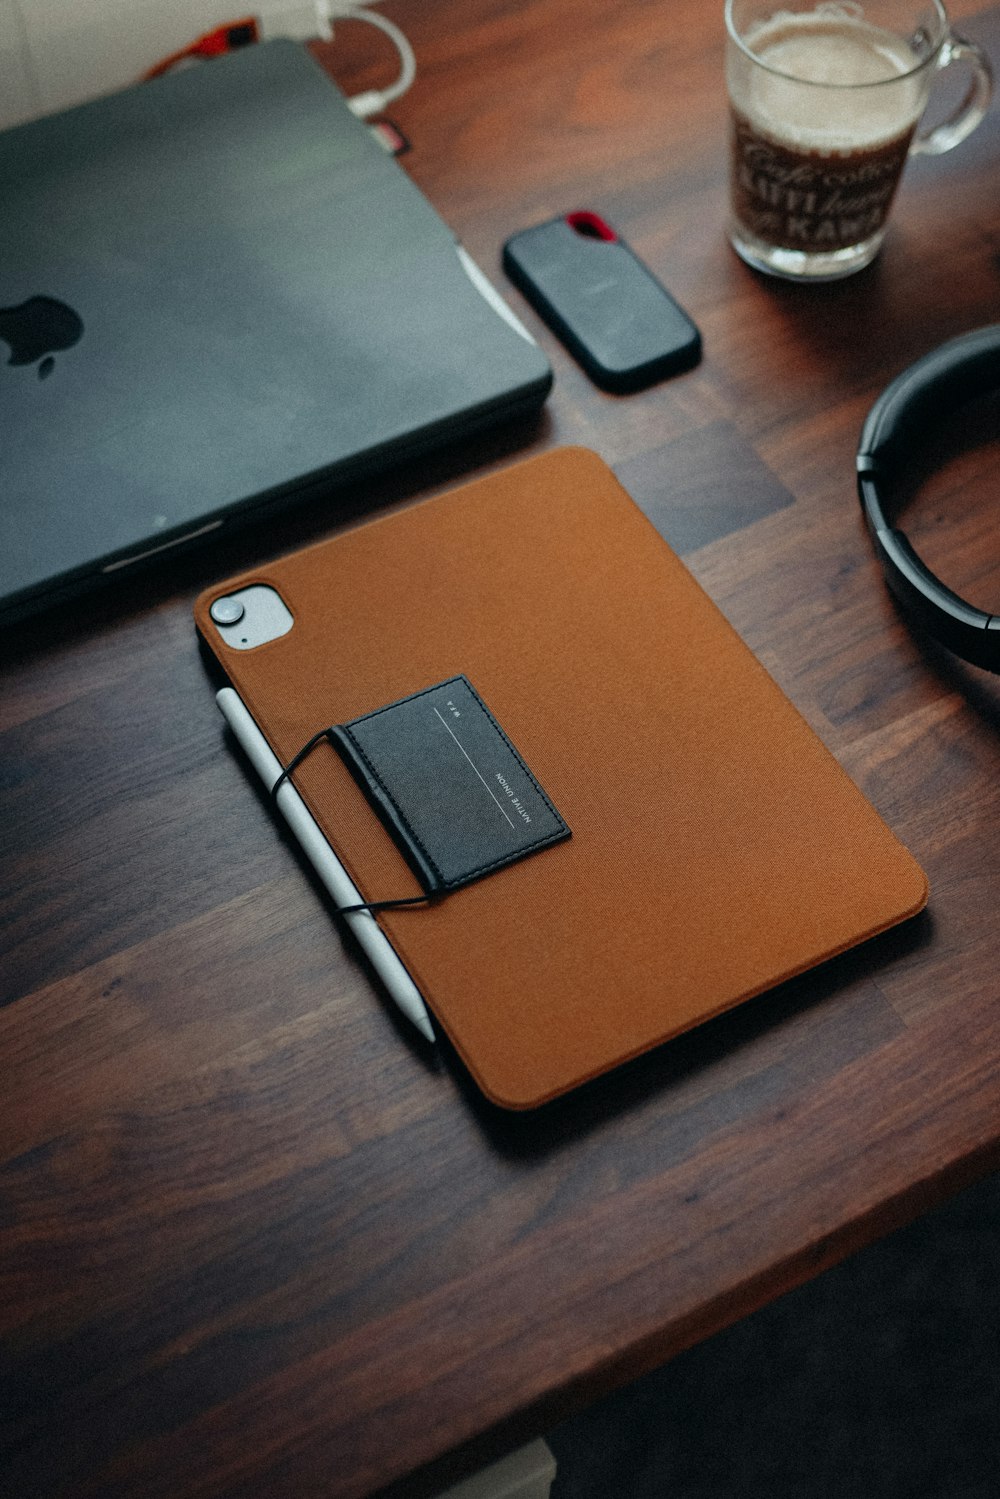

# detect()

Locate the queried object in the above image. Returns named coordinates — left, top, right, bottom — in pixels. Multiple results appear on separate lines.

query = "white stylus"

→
left=216, top=687, right=435, bottom=1043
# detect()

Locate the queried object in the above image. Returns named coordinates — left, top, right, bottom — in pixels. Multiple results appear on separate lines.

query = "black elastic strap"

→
left=270, top=726, right=333, bottom=803
left=270, top=726, right=434, bottom=915
left=338, top=893, right=433, bottom=915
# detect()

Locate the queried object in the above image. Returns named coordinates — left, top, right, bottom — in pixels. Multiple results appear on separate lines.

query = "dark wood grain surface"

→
left=3, top=3, right=1000, bottom=1497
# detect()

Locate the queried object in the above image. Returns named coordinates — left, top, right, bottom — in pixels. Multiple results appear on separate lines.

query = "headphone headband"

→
left=857, top=324, right=1000, bottom=672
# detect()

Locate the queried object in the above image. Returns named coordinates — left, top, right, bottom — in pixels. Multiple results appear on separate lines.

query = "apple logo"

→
left=0, top=295, right=84, bottom=380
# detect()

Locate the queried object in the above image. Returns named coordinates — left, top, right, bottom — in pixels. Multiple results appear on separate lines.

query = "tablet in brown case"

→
left=194, top=447, right=927, bottom=1109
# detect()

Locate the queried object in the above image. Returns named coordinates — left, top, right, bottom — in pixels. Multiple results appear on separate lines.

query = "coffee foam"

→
left=731, top=10, right=925, bottom=153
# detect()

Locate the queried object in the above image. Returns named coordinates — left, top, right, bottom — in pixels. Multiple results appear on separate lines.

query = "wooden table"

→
left=4, top=3, right=1000, bottom=1496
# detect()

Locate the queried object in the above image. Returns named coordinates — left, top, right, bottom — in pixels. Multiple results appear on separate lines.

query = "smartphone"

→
left=502, top=211, right=701, bottom=393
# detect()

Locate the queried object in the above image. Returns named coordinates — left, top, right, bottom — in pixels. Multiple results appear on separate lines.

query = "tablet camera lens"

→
left=210, top=596, right=245, bottom=626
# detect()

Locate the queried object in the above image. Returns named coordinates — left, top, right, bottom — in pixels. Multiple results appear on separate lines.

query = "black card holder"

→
left=329, top=675, right=570, bottom=894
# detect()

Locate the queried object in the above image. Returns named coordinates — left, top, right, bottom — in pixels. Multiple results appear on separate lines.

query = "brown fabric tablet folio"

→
left=194, top=447, right=927, bottom=1109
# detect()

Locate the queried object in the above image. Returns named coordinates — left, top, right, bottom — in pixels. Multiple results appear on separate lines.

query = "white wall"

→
left=1, top=0, right=261, bottom=128
left=1, top=1, right=38, bottom=123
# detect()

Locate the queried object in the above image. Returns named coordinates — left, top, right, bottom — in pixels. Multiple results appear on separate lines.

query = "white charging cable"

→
left=144, top=2, right=416, bottom=117
left=326, top=3, right=417, bottom=118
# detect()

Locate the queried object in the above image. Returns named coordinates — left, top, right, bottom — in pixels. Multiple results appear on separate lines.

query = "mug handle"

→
left=911, top=32, right=993, bottom=156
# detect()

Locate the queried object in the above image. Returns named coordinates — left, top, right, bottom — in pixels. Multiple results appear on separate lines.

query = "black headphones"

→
left=857, top=324, right=1000, bottom=672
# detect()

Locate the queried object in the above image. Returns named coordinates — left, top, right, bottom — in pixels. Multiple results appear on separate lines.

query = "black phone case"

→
left=502, top=213, right=701, bottom=393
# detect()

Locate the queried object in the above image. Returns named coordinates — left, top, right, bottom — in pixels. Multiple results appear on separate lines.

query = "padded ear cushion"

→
left=858, top=324, right=1000, bottom=466
left=857, top=325, right=1000, bottom=673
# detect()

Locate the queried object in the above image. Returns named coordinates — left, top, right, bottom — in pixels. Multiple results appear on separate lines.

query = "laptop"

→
left=0, top=40, right=551, bottom=622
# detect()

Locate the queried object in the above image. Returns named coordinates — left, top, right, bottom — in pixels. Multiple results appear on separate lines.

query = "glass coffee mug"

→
left=725, top=0, right=993, bottom=280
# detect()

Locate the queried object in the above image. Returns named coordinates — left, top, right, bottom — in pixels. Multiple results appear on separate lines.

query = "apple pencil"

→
left=215, top=686, right=435, bottom=1043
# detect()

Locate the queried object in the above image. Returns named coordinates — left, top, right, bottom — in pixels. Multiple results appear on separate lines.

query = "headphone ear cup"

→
left=874, top=523, right=1000, bottom=670
left=859, top=324, right=1000, bottom=465
left=857, top=324, right=1000, bottom=672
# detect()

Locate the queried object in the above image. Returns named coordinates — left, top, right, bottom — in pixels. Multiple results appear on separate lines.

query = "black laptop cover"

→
left=0, top=41, right=551, bottom=620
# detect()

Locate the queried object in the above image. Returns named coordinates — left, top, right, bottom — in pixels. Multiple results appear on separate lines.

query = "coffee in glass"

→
left=725, top=0, right=992, bottom=280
